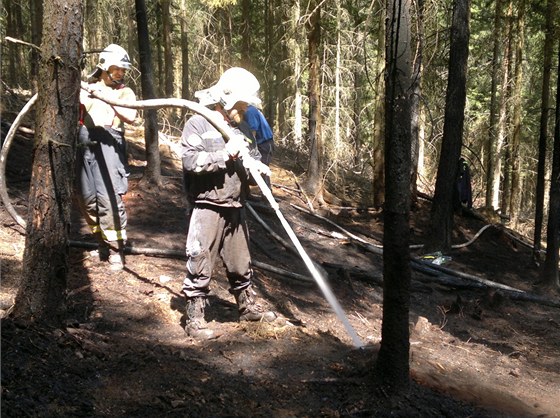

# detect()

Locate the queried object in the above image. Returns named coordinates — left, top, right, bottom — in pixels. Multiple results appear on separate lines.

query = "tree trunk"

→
left=303, top=0, right=324, bottom=205
left=494, top=2, right=513, bottom=211
left=240, top=0, right=251, bottom=65
left=410, top=0, right=424, bottom=207
left=372, top=2, right=386, bottom=208
left=265, top=0, right=274, bottom=121
left=135, top=0, right=162, bottom=186
left=499, top=4, right=515, bottom=216
left=161, top=0, right=176, bottom=122
left=11, top=0, right=83, bottom=325
left=426, top=0, right=471, bottom=252
left=485, top=0, right=504, bottom=209
left=180, top=0, right=190, bottom=117
left=292, top=0, right=304, bottom=145
left=508, top=0, right=525, bottom=226
left=376, top=0, right=413, bottom=393
left=6, top=0, right=18, bottom=86
left=29, top=0, right=43, bottom=90
left=533, top=0, right=555, bottom=260
left=541, top=42, right=560, bottom=289
left=275, top=0, right=291, bottom=142
left=161, top=0, right=174, bottom=98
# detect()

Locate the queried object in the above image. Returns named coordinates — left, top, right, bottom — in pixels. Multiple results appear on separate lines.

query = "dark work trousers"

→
left=182, top=204, right=253, bottom=299
left=257, top=140, right=273, bottom=189
left=76, top=125, right=128, bottom=242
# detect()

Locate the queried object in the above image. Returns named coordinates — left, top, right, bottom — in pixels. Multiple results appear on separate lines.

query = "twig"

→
left=5, top=36, right=41, bottom=52
left=290, top=171, right=314, bottom=212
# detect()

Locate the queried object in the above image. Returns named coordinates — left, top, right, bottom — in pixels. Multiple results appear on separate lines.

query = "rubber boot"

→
left=234, top=287, right=276, bottom=322
left=185, top=297, right=215, bottom=340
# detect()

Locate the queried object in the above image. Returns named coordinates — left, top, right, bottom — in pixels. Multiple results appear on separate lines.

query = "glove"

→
left=225, top=135, right=249, bottom=159
left=244, top=158, right=271, bottom=178
left=253, top=160, right=271, bottom=177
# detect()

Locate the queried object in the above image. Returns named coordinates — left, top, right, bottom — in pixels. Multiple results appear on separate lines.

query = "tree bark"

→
left=135, top=0, right=162, bottom=186
left=485, top=0, right=504, bottom=209
left=11, top=0, right=83, bottom=325
left=303, top=0, right=324, bottom=205
left=29, top=0, right=43, bottom=90
left=180, top=0, right=190, bottom=117
left=508, top=0, right=525, bottom=226
left=426, top=0, right=470, bottom=252
left=240, top=0, right=251, bottom=65
left=372, top=2, right=386, bottom=208
left=541, top=41, right=560, bottom=289
left=161, top=0, right=174, bottom=98
left=376, top=0, right=413, bottom=393
left=410, top=0, right=424, bottom=207
left=533, top=0, right=555, bottom=260
left=495, top=2, right=513, bottom=212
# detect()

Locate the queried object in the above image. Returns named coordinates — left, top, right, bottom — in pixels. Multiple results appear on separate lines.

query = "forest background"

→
left=2, top=0, right=558, bottom=233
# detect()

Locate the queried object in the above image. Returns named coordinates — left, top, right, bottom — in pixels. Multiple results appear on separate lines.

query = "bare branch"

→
left=4, top=36, right=41, bottom=52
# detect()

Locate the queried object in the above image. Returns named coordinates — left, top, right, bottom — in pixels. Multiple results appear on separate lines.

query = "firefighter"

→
left=77, top=44, right=137, bottom=271
left=181, top=67, right=276, bottom=339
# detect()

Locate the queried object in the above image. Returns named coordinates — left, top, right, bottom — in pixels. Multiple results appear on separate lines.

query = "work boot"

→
left=107, top=241, right=125, bottom=271
left=234, top=287, right=277, bottom=322
left=93, top=232, right=110, bottom=261
left=185, top=297, right=215, bottom=340
left=108, top=251, right=124, bottom=271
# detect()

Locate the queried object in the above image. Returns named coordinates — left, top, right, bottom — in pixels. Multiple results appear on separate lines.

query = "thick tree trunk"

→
left=135, top=0, right=161, bottom=186
left=12, top=0, right=83, bottom=324
left=376, top=0, right=413, bottom=393
left=426, top=0, right=471, bottom=252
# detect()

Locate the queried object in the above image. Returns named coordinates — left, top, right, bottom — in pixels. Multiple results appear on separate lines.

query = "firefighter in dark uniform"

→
left=181, top=67, right=276, bottom=340
left=77, top=44, right=137, bottom=270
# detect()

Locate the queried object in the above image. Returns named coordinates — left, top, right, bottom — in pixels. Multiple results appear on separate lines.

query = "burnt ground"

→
left=1, top=125, right=560, bottom=417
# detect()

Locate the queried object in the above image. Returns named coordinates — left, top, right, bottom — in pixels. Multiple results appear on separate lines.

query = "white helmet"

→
left=194, top=85, right=222, bottom=107
left=97, top=44, right=132, bottom=71
left=194, top=67, right=261, bottom=110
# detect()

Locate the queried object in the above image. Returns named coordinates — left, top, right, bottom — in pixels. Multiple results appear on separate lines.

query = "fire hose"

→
left=0, top=82, right=364, bottom=347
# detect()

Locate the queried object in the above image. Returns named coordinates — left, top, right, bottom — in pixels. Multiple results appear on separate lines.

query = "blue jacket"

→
left=244, top=105, right=273, bottom=145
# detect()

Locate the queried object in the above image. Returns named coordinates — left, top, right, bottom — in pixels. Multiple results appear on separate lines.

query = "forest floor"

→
left=1, top=121, right=560, bottom=417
